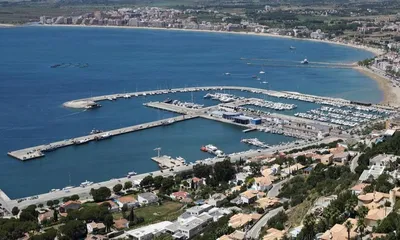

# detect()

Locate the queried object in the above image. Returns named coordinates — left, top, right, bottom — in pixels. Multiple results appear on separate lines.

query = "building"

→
left=359, top=165, right=385, bottom=182
left=320, top=219, right=357, bottom=240
left=87, top=221, right=106, bottom=234
left=170, top=191, right=191, bottom=201
left=186, top=204, right=213, bottom=216
left=208, top=193, right=227, bottom=207
left=166, top=213, right=213, bottom=239
left=97, top=200, right=119, bottom=213
left=350, top=183, right=370, bottom=195
left=228, top=213, right=261, bottom=229
left=191, top=177, right=206, bottom=189
left=256, top=197, right=281, bottom=209
left=240, top=190, right=259, bottom=204
left=38, top=210, right=54, bottom=224
left=116, top=196, right=139, bottom=209
left=126, top=221, right=172, bottom=240
left=332, top=152, right=350, bottom=165
left=365, top=208, right=391, bottom=227
left=138, top=192, right=158, bottom=205
left=263, top=228, right=286, bottom=240
left=218, top=230, right=246, bottom=240
left=251, top=176, right=273, bottom=192
left=320, top=154, right=333, bottom=165
left=59, top=200, right=81, bottom=213
left=113, top=218, right=129, bottom=230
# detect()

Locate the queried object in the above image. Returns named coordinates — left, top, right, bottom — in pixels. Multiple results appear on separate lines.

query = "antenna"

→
left=154, top=147, right=161, bottom=157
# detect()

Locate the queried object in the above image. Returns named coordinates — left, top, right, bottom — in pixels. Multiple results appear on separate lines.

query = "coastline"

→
left=0, top=23, right=15, bottom=28
left=38, top=24, right=384, bottom=56
left=354, top=66, right=400, bottom=106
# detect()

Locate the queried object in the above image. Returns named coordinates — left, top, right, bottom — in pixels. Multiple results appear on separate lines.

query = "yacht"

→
left=225, top=72, right=231, bottom=76
left=290, top=46, right=296, bottom=50
left=97, top=132, right=112, bottom=140
left=62, top=186, right=74, bottom=192
left=259, top=71, right=265, bottom=74
left=49, top=188, right=60, bottom=193
left=80, top=180, right=93, bottom=187
left=74, top=138, right=90, bottom=145
left=176, top=156, right=185, bottom=163
left=127, top=171, right=137, bottom=178
left=301, top=58, right=309, bottom=64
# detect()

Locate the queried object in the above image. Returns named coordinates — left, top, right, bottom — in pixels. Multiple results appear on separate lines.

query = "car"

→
left=169, top=168, right=174, bottom=171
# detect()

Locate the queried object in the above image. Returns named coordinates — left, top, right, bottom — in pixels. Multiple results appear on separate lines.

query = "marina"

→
left=8, top=86, right=397, bottom=162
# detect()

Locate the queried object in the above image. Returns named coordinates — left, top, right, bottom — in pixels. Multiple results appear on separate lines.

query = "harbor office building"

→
left=211, top=111, right=261, bottom=125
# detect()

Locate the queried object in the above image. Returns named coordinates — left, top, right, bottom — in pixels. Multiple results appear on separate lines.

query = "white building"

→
left=138, top=192, right=159, bottom=205
left=126, top=221, right=173, bottom=240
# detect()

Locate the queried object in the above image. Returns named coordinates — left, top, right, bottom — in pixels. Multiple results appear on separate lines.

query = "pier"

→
left=151, top=155, right=186, bottom=169
left=7, top=115, right=197, bottom=161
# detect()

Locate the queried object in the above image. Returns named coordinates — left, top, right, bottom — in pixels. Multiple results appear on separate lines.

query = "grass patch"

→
left=287, top=197, right=314, bottom=227
left=112, top=201, right=185, bottom=227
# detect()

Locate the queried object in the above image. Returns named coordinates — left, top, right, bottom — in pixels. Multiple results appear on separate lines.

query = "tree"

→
left=19, top=205, right=38, bottom=222
left=63, top=197, right=70, bottom=203
left=154, top=175, right=164, bottom=189
left=53, top=209, right=58, bottom=222
left=53, top=200, right=59, bottom=205
left=358, top=206, right=369, bottom=219
left=121, top=205, right=128, bottom=218
left=124, top=181, right=133, bottom=190
left=113, top=184, right=123, bottom=193
left=104, top=214, right=114, bottom=233
left=30, top=228, right=57, bottom=240
left=214, top=160, right=236, bottom=182
left=11, top=207, right=19, bottom=216
left=140, top=175, right=154, bottom=188
left=357, top=218, right=366, bottom=238
left=128, top=207, right=136, bottom=223
left=90, top=187, right=111, bottom=202
left=193, top=164, right=212, bottom=178
left=38, top=204, right=43, bottom=208
left=46, top=200, right=54, bottom=207
left=344, top=220, right=353, bottom=240
left=160, top=177, right=175, bottom=193
left=70, top=194, right=80, bottom=201
left=59, top=220, right=86, bottom=240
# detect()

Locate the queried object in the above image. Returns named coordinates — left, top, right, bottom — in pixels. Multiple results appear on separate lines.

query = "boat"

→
left=80, top=180, right=93, bottom=187
left=123, top=94, right=131, bottom=98
left=90, top=129, right=103, bottom=135
left=290, top=46, right=296, bottom=50
left=74, top=138, right=90, bottom=145
left=200, top=146, right=207, bottom=152
left=259, top=71, right=265, bottom=74
left=251, top=75, right=257, bottom=78
left=49, top=188, right=60, bottom=193
left=225, top=72, right=231, bottom=76
left=127, top=171, right=137, bottom=178
left=96, top=132, right=112, bottom=140
left=301, top=58, right=309, bottom=64
left=256, top=77, right=261, bottom=81
left=62, top=186, right=74, bottom=192
left=205, top=144, right=218, bottom=153
left=163, top=98, right=173, bottom=104
left=176, top=156, right=185, bottom=162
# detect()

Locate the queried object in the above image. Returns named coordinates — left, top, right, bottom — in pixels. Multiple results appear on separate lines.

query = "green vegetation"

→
left=285, top=139, right=343, bottom=154
left=267, top=210, right=288, bottom=230
left=358, top=57, right=375, bottom=66
left=113, top=201, right=184, bottom=227
left=192, top=215, right=234, bottom=240
left=90, top=186, right=111, bottom=202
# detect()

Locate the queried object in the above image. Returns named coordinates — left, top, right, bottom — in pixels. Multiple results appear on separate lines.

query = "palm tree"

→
left=357, top=206, right=369, bottom=219
left=357, top=218, right=366, bottom=239
left=344, top=220, right=354, bottom=240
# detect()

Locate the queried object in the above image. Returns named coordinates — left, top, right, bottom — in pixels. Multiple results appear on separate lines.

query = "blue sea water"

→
left=0, top=26, right=378, bottom=198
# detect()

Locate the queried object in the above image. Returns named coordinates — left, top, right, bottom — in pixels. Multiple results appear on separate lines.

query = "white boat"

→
left=301, top=58, right=309, bottom=64
left=259, top=71, right=265, bottom=74
left=49, top=188, right=60, bottom=193
left=127, top=171, right=137, bottom=177
left=225, top=72, right=231, bottom=75
left=205, top=144, right=218, bottom=152
left=123, top=94, right=131, bottom=98
left=176, top=156, right=185, bottom=162
left=75, top=138, right=90, bottom=145
left=98, top=132, right=112, bottom=140
left=62, top=186, right=74, bottom=192
left=80, top=180, right=93, bottom=187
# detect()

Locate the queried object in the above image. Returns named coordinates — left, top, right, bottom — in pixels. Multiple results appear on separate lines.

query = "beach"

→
left=354, top=66, right=400, bottom=106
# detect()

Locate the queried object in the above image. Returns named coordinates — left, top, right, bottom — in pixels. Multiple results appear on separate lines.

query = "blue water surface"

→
left=0, top=26, right=378, bottom=198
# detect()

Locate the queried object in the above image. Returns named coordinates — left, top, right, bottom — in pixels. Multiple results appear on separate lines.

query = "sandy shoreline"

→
left=355, top=66, right=400, bottom=106
left=0, top=23, right=15, bottom=28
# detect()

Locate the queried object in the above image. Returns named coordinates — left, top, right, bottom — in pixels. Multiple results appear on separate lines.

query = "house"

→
left=186, top=204, right=213, bottom=216
left=170, top=191, right=191, bottom=201
left=191, top=177, right=206, bottom=189
left=166, top=213, right=213, bottom=239
left=240, top=190, right=258, bottom=204
left=87, top=221, right=106, bottom=234
left=256, top=197, right=281, bottom=209
left=350, top=183, right=370, bottom=195
left=85, top=234, right=108, bottom=240
left=303, top=166, right=313, bottom=175
left=218, top=230, right=246, bottom=240
left=138, top=192, right=158, bottom=205
left=38, top=210, right=54, bottom=224
left=97, top=200, right=119, bottom=213
left=126, top=221, right=172, bottom=240
left=113, top=218, right=129, bottom=230
left=251, top=176, right=273, bottom=192
left=332, top=152, right=350, bottom=165
left=281, top=163, right=305, bottom=175
left=235, top=172, right=249, bottom=184
left=365, top=208, right=391, bottom=227
left=357, top=192, right=390, bottom=207
left=320, top=154, right=333, bottom=165
left=115, top=196, right=139, bottom=209
left=359, top=165, right=385, bottom=182
left=228, top=213, right=261, bottom=229
left=208, top=193, right=227, bottom=207
left=320, top=219, right=358, bottom=240
left=263, top=228, right=286, bottom=240
left=59, top=200, right=81, bottom=213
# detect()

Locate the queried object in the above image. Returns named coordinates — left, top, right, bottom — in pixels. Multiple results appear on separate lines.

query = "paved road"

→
left=246, top=206, right=284, bottom=239
left=350, top=153, right=360, bottom=173
left=267, top=178, right=291, bottom=198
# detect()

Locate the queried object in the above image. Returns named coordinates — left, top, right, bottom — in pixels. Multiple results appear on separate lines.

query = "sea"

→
left=0, top=26, right=378, bottom=198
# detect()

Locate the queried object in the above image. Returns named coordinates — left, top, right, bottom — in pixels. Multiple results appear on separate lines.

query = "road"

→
left=350, top=153, right=360, bottom=173
left=246, top=206, right=284, bottom=239
left=267, top=178, right=290, bottom=198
